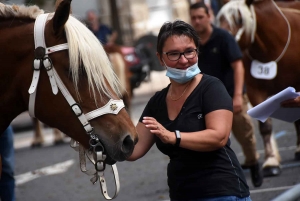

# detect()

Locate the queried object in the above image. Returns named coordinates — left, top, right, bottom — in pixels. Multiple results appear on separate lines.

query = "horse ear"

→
left=52, top=0, right=72, bottom=35
left=245, top=0, right=254, bottom=7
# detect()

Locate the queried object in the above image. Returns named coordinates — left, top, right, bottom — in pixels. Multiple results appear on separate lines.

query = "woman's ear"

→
left=156, top=52, right=164, bottom=66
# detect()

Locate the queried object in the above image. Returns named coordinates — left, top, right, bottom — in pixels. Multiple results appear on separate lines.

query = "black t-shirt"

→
left=139, top=75, right=249, bottom=200
left=198, top=26, right=244, bottom=97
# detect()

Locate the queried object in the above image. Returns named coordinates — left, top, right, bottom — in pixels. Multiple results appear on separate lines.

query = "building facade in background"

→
left=2, top=0, right=190, bottom=45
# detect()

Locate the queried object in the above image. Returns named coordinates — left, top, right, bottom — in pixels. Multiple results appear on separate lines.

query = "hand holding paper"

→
left=281, top=96, right=300, bottom=108
left=247, top=87, right=300, bottom=123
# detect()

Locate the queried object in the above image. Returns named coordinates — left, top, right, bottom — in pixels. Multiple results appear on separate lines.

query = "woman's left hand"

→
left=142, top=116, right=175, bottom=145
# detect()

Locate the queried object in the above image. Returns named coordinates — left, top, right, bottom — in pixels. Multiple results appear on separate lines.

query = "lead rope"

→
left=246, top=2, right=291, bottom=63
left=30, top=13, right=122, bottom=200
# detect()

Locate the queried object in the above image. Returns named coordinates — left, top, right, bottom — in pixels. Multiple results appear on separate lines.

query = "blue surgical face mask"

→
left=164, top=60, right=201, bottom=84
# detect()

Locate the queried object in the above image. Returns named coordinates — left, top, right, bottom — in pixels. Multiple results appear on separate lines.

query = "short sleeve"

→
left=222, top=31, right=243, bottom=63
left=202, top=77, right=233, bottom=115
left=138, top=88, right=169, bottom=123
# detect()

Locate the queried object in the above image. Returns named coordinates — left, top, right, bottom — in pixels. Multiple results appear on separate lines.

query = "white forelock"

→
left=65, top=16, right=122, bottom=101
left=216, top=0, right=254, bottom=38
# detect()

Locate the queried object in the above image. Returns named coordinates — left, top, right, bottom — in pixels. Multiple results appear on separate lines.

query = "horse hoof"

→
left=263, top=166, right=281, bottom=177
left=295, top=152, right=300, bottom=161
left=31, top=143, right=43, bottom=148
left=54, top=139, right=65, bottom=145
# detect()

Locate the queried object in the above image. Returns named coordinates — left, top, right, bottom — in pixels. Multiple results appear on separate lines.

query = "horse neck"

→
left=249, top=0, right=290, bottom=62
left=0, top=19, right=34, bottom=126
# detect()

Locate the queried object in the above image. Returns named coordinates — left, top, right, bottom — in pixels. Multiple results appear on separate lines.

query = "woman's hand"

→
left=142, top=116, right=175, bottom=145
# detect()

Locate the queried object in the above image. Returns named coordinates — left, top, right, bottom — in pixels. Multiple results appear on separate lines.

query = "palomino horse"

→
left=216, top=0, right=300, bottom=176
left=0, top=0, right=138, bottom=198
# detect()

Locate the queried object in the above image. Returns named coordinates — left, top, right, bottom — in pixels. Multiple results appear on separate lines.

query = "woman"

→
left=128, top=20, right=251, bottom=201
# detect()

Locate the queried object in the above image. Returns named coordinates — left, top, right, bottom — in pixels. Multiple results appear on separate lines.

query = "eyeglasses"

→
left=163, top=49, right=198, bottom=61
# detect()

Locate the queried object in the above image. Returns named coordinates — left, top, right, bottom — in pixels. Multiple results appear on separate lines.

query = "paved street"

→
left=12, top=71, right=300, bottom=201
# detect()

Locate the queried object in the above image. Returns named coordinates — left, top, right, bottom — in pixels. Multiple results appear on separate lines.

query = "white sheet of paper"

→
left=247, top=87, right=300, bottom=123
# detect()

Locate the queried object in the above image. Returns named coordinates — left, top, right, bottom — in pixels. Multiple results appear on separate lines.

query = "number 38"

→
left=258, top=66, right=269, bottom=75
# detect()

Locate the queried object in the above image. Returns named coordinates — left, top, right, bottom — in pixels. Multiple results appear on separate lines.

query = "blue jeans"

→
left=172, top=196, right=252, bottom=201
left=0, top=126, right=15, bottom=201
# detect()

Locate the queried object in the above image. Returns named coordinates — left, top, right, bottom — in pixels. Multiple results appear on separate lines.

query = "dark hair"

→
left=157, top=20, right=200, bottom=57
left=189, top=2, right=209, bottom=15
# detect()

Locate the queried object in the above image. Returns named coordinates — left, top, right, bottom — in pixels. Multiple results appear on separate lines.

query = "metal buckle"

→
left=95, top=160, right=106, bottom=172
left=85, top=126, right=94, bottom=135
left=71, top=103, right=83, bottom=117
left=94, top=143, right=104, bottom=153
left=89, top=138, right=99, bottom=147
left=43, top=57, right=53, bottom=71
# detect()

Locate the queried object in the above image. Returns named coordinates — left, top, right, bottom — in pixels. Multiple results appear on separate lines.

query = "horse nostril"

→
left=121, top=135, right=134, bottom=154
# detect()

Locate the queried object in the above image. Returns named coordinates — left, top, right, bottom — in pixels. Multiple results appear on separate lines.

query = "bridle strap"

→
left=85, top=99, right=124, bottom=121
left=29, top=13, right=66, bottom=117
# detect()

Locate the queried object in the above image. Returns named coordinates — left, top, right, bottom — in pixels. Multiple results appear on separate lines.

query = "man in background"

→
left=190, top=2, right=263, bottom=187
left=86, top=10, right=118, bottom=46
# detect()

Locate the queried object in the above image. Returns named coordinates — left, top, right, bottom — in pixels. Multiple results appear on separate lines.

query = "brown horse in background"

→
left=31, top=117, right=66, bottom=147
left=217, top=0, right=300, bottom=176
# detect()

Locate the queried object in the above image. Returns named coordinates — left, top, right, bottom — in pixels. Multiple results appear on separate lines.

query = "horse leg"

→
left=259, top=118, right=281, bottom=176
left=53, top=128, right=65, bottom=145
left=31, top=118, right=44, bottom=148
left=293, top=120, right=300, bottom=160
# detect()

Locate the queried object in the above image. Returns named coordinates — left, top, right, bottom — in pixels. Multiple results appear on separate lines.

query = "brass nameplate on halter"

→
left=110, top=103, right=118, bottom=111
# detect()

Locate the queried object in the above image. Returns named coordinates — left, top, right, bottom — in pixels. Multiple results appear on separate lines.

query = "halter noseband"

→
left=28, top=13, right=122, bottom=200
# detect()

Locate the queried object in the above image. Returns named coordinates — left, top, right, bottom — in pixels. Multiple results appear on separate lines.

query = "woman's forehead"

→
left=164, top=35, right=195, bottom=49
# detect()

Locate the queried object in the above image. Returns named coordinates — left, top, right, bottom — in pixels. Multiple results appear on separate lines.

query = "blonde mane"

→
left=216, top=1, right=254, bottom=38
left=0, top=3, right=122, bottom=100
left=0, top=3, right=44, bottom=18
left=65, top=16, right=122, bottom=100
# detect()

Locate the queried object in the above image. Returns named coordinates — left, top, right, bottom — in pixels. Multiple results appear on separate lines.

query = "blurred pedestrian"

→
left=0, top=126, right=15, bottom=201
left=86, top=9, right=118, bottom=46
left=128, top=20, right=251, bottom=201
left=190, top=2, right=263, bottom=187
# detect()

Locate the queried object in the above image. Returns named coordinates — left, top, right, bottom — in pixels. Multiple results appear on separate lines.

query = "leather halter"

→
left=28, top=13, right=122, bottom=200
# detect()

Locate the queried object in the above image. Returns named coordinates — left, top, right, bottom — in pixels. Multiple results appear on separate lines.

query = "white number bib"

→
left=250, top=60, right=277, bottom=80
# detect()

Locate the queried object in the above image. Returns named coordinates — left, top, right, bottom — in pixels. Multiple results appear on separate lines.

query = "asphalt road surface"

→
left=12, top=71, right=300, bottom=201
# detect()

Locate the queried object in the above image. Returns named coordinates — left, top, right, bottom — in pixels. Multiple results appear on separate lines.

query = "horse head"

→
left=216, top=0, right=256, bottom=51
left=0, top=0, right=138, bottom=165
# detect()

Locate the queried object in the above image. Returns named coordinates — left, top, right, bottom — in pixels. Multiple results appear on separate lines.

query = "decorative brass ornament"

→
left=110, top=103, right=118, bottom=111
